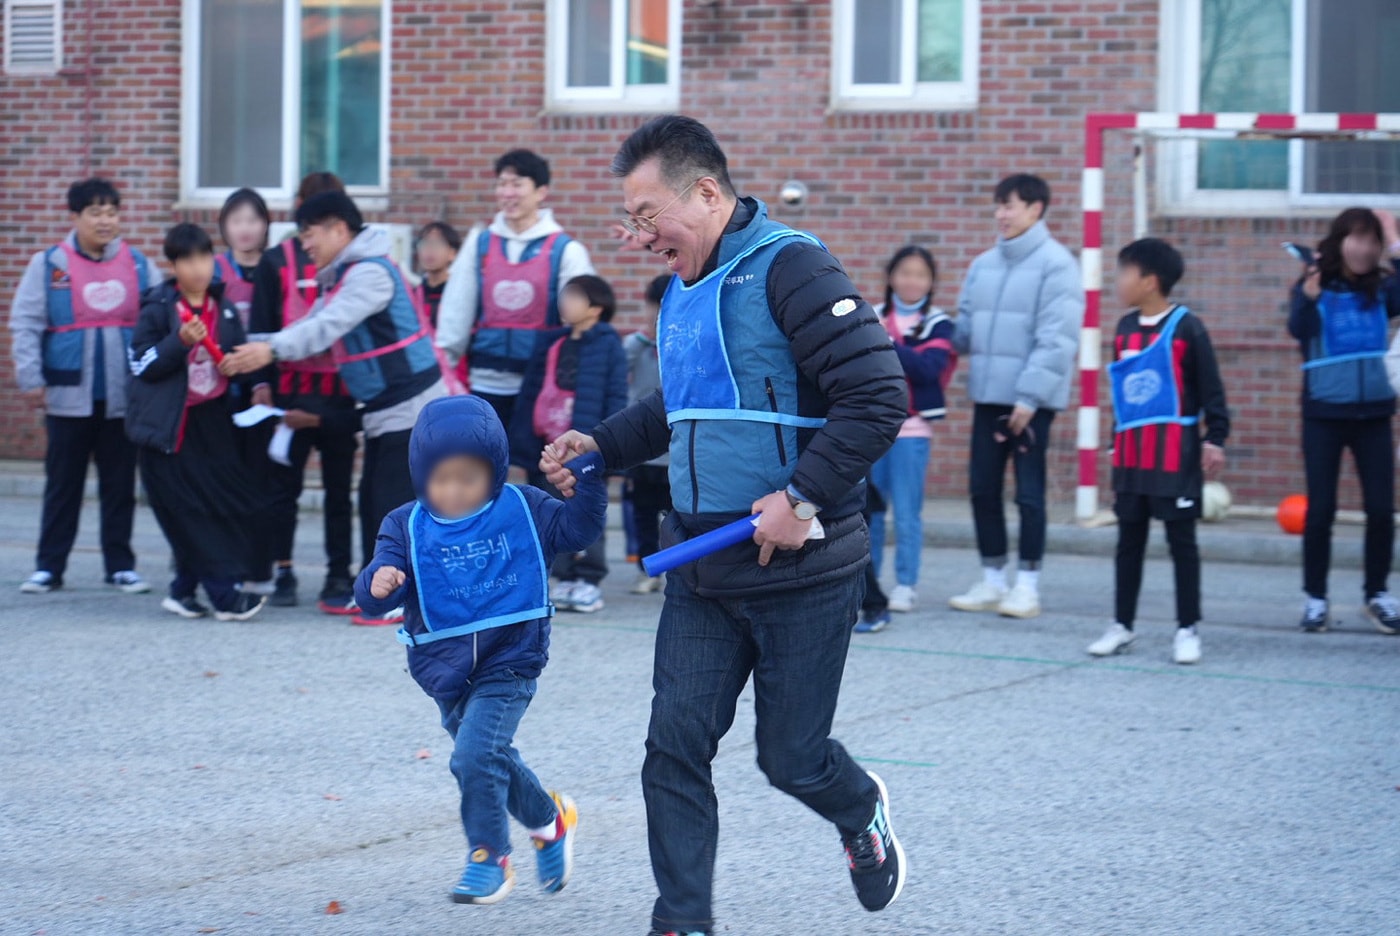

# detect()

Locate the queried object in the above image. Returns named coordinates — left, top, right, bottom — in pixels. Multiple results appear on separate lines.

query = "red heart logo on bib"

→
left=82, top=280, right=128, bottom=314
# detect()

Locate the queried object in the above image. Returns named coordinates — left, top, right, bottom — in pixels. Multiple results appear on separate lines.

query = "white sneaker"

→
left=887, top=585, right=917, bottom=613
left=107, top=570, right=151, bottom=594
left=631, top=573, right=664, bottom=595
left=1173, top=627, right=1202, bottom=665
left=997, top=582, right=1041, bottom=619
left=551, top=579, right=582, bottom=609
left=20, top=571, right=59, bottom=594
left=567, top=582, right=604, bottom=614
left=1087, top=622, right=1135, bottom=656
left=241, top=579, right=276, bottom=596
left=948, top=579, right=1007, bottom=612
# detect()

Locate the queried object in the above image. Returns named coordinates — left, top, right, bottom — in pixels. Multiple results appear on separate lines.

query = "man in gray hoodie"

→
left=9, top=178, right=162, bottom=596
left=949, top=174, right=1084, bottom=620
left=222, top=192, right=448, bottom=623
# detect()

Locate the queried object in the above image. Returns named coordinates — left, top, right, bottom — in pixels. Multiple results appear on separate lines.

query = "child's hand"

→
left=371, top=566, right=406, bottom=599
left=1202, top=442, right=1226, bottom=479
left=179, top=317, right=208, bottom=347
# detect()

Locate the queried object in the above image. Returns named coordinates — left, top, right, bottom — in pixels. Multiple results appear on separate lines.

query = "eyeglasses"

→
left=619, top=179, right=700, bottom=237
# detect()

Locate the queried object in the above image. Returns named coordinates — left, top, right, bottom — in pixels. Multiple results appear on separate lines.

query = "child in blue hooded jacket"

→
left=354, top=393, right=608, bottom=905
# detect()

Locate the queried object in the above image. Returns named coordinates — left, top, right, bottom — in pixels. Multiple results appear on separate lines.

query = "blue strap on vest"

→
left=659, top=229, right=828, bottom=430
left=397, top=485, right=553, bottom=647
left=1108, top=306, right=1200, bottom=432
left=476, top=231, right=572, bottom=326
left=1301, top=289, right=1388, bottom=370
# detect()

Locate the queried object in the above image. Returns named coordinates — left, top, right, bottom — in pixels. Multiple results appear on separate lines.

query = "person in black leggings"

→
left=1288, top=206, right=1400, bottom=634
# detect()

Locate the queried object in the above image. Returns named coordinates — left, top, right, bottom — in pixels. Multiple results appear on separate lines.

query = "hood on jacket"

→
left=409, top=394, right=510, bottom=503
left=317, top=226, right=392, bottom=289
left=486, top=208, right=565, bottom=244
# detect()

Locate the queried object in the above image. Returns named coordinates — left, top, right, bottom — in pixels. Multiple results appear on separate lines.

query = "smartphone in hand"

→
left=1283, top=242, right=1315, bottom=266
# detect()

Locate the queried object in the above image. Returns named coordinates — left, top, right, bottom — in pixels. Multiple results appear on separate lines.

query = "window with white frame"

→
left=3, top=0, right=62, bottom=74
left=181, top=0, right=389, bottom=203
left=547, top=0, right=680, bottom=112
left=831, top=0, right=980, bottom=111
left=1160, top=0, right=1400, bottom=212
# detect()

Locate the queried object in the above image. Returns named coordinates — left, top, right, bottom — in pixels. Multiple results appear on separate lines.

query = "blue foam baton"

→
left=641, top=514, right=760, bottom=577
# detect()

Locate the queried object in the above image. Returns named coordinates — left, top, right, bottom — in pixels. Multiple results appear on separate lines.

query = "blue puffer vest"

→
left=658, top=205, right=824, bottom=516
left=332, top=256, right=441, bottom=410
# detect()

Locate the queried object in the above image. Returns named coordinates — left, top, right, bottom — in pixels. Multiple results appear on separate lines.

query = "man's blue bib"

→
left=658, top=228, right=827, bottom=430
left=1108, top=306, right=1199, bottom=432
left=1302, top=289, right=1388, bottom=370
left=398, top=485, right=552, bottom=647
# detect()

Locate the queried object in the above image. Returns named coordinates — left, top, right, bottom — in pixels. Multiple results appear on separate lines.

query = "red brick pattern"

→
left=0, top=0, right=1381, bottom=510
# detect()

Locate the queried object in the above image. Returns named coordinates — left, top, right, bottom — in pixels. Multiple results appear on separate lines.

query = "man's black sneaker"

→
left=842, top=771, right=906, bottom=912
left=317, top=575, right=355, bottom=612
left=214, top=593, right=267, bottom=622
left=270, top=569, right=299, bottom=607
left=1365, top=592, right=1400, bottom=635
left=161, top=595, right=209, bottom=618
left=1300, top=597, right=1329, bottom=633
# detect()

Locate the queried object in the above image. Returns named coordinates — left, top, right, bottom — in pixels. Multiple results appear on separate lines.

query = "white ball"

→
left=1202, top=481, right=1231, bottom=523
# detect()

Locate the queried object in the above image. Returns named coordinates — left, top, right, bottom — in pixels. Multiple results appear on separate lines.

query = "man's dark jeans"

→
left=643, top=568, right=877, bottom=933
left=37, top=404, right=136, bottom=578
left=969, top=403, right=1056, bottom=570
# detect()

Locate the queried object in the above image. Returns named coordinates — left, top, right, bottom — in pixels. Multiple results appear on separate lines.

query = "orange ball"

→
left=1277, top=494, right=1308, bottom=535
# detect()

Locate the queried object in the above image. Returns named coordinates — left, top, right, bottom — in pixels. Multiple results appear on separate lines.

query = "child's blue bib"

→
left=399, top=485, right=552, bottom=647
left=1108, top=306, right=1200, bottom=433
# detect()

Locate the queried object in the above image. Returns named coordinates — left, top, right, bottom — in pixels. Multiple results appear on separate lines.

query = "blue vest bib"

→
left=398, top=485, right=553, bottom=647
left=659, top=228, right=827, bottom=430
left=1302, top=289, right=1388, bottom=370
left=334, top=255, right=440, bottom=404
left=1108, top=307, right=1199, bottom=432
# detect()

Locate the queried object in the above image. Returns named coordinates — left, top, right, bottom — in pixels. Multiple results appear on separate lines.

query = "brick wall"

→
left=0, top=0, right=1381, bottom=511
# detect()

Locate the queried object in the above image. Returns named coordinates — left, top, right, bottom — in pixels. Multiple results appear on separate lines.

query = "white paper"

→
left=267, top=424, right=295, bottom=466
left=233, top=404, right=285, bottom=428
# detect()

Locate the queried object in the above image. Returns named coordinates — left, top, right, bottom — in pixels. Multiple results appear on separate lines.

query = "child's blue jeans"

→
left=868, top=435, right=931, bottom=587
left=436, top=670, right=559, bottom=855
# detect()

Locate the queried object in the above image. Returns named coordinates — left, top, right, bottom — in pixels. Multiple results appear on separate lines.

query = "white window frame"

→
left=1158, top=0, right=1400, bottom=216
left=545, top=0, right=682, bottom=114
left=178, top=0, right=391, bottom=207
left=830, top=0, right=979, bottom=112
left=3, top=0, right=62, bottom=75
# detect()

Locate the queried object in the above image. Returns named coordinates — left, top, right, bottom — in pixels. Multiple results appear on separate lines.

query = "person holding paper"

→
left=539, top=116, right=909, bottom=936
left=220, top=191, right=449, bottom=627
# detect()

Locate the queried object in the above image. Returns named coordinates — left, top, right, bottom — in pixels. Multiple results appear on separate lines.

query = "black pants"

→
left=969, top=403, right=1055, bottom=569
left=629, top=464, right=672, bottom=569
left=1302, top=416, right=1395, bottom=600
left=861, top=482, right=888, bottom=615
left=266, top=422, right=358, bottom=580
left=476, top=391, right=517, bottom=432
left=530, top=469, right=609, bottom=584
left=359, top=429, right=415, bottom=572
left=37, top=404, right=136, bottom=579
left=1114, top=496, right=1201, bottom=628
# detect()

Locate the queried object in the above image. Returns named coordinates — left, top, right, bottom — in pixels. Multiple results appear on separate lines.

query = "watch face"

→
left=795, top=502, right=818, bottom=521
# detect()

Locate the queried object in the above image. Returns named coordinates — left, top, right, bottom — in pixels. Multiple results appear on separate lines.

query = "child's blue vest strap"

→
left=1301, top=289, right=1389, bottom=371
left=398, top=486, right=553, bottom=647
left=1108, top=306, right=1200, bottom=433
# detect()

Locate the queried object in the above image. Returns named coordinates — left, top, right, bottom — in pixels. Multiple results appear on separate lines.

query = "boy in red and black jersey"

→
left=1090, top=238, right=1229, bottom=664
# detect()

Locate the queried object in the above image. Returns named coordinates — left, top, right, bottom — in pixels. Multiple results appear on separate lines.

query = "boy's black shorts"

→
left=1114, top=491, right=1203, bottom=523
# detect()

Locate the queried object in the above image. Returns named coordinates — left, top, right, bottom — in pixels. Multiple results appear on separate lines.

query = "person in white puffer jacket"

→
left=949, top=174, right=1084, bottom=620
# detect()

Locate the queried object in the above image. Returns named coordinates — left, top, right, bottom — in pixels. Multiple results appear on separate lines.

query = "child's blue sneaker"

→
left=451, top=847, right=515, bottom=904
left=532, top=792, right=578, bottom=893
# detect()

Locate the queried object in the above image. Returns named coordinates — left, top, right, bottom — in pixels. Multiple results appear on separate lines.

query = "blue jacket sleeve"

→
left=603, top=337, right=629, bottom=422
left=1288, top=281, right=1320, bottom=342
left=1383, top=270, right=1400, bottom=319
left=893, top=318, right=954, bottom=389
left=526, top=451, right=609, bottom=557
left=354, top=509, right=412, bottom=615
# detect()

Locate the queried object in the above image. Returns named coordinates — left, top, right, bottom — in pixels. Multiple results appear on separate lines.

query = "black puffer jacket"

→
left=593, top=198, right=906, bottom=596
left=126, top=280, right=252, bottom=453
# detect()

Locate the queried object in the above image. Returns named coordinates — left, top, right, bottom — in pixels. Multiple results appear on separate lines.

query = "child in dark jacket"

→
left=863, top=246, right=956, bottom=626
left=510, top=274, right=628, bottom=613
left=126, top=223, right=269, bottom=621
left=353, top=394, right=607, bottom=905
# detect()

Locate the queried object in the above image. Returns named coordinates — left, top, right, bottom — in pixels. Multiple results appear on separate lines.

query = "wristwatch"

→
left=784, top=487, right=820, bottom=522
